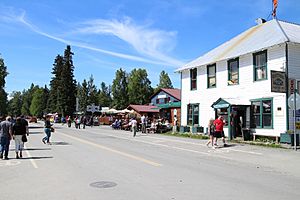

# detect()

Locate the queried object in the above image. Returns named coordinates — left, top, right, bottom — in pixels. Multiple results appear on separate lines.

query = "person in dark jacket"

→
left=42, top=116, right=53, bottom=145
left=12, top=117, right=27, bottom=158
left=0, top=116, right=13, bottom=160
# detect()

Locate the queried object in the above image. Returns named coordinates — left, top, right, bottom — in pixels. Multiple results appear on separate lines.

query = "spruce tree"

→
left=98, top=82, right=112, bottom=107
left=157, top=70, right=173, bottom=89
left=111, top=68, right=129, bottom=109
left=48, top=45, right=77, bottom=116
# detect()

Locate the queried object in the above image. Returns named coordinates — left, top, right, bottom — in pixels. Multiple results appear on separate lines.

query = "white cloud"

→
left=74, top=17, right=184, bottom=66
left=0, top=8, right=184, bottom=67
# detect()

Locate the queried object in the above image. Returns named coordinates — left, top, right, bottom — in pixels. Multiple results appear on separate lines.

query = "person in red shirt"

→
left=213, top=116, right=227, bottom=147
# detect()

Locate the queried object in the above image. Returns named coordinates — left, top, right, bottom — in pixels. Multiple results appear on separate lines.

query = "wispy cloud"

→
left=0, top=8, right=184, bottom=67
left=75, top=17, right=183, bottom=66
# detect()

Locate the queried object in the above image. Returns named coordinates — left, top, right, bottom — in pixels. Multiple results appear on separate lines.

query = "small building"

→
left=127, top=104, right=160, bottom=119
left=176, top=19, right=300, bottom=139
left=150, top=88, right=181, bottom=125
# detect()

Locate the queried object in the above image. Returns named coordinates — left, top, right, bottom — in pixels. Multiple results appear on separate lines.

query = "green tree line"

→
left=0, top=45, right=174, bottom=117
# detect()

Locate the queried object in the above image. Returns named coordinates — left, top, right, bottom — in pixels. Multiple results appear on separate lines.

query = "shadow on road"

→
left=50, top=141, right=71, bottom=146
left=24, top=148, right=51, bottom=151
left=21, top=156, right=53, bottom=160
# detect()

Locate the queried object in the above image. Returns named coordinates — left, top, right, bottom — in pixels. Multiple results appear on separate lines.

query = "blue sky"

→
left=0, top=0, right=300, bottom=94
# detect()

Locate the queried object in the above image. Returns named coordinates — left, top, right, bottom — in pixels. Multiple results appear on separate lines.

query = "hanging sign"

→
left=271, top=71, right=286, bottom=93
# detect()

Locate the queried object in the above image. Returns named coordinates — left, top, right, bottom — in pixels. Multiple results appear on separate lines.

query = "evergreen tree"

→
left=87, top=75, right=98, bottom=106
left=98, top=82, right=112, bottom=107
left=7, top=91, right=22, bottom=117
left=0, top=56, right=8, bottom=115
left=157, top=70, right=173, bottom=90
left=77, top=80, right=88, bottom=112
left=48, top=45, right=77, bottom=116
left=128, top=68, right=153, bottom=105
left=111, top=68, right=129, bottom=109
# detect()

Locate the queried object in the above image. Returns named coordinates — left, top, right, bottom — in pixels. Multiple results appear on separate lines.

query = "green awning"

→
left=211, top=98, right=230, bottom=109
left=157, top=102, right=181, bottom=109
left=211, top=97, right=250, bottom=109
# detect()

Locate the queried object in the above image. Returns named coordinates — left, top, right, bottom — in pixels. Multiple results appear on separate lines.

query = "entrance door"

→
left=230, top=106, right=248, bottom=138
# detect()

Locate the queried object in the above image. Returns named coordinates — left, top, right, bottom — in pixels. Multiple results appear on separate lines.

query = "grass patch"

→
left=163, top=132, right=209, bottom=140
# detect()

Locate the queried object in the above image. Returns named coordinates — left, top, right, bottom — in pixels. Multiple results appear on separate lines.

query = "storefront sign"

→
left=271, top=71, right=286, bottom=93
left=289, top=79, right=295, bottom=95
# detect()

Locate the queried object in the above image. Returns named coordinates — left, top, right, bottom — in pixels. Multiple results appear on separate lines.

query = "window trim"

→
left=250, top=97, right=273, bottom=129
left=227, top=58, right=239, bottom=85
left=207, top=64, right=216, bottom=88
left=253, top=50, right=268, bottom=82
left=190, top=68, right=197, bottom=90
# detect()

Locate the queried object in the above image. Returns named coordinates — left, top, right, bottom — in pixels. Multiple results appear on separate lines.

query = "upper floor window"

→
left=251, top=98, right=272, bottom=129
left=207, top=64, right=216, bottom=88
left=164, top=97, right=170, bottom=104
left=228, top=58, right=239, bottom=85
left=190, top=68, right=197, bottom=90
left=253, top=50, right=267, bottom=81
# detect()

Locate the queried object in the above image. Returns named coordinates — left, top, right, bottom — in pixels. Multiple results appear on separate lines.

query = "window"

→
left=251, top=99, right=272, bottom=128
left=254, top=50, right=267, bottom=81
left=207, top=64, right=216, bottom=88
left=228, top=58, right=239, bottom=85
left=164, top=97, right=170, bottom=104
left=187, top=104, right=199, bottom=126
left=156, top=99, right=159, bottom=104
left=190, top=68, right=197, bottom=90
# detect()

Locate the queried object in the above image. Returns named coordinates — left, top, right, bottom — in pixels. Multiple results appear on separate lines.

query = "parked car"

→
left=29, top=116, right=37, bottom=123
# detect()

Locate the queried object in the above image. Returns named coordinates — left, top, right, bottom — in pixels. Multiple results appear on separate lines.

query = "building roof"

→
left=176, top=19, right=300, bottom=72
left=127, top=104, right=159, bottom=113
left=150, top=88, right=181, bottom=101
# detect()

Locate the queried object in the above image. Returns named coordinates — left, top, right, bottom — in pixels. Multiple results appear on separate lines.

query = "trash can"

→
left=242, top=128, right=251, bottom=141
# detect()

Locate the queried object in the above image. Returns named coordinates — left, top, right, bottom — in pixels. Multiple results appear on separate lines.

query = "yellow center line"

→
left=59, top=132, right=162, bottom=167
left=24, top=144, right=38, bottom=169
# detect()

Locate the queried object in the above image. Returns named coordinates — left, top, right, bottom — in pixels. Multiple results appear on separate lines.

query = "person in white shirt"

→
left=131, top=117, right=138, bottom=137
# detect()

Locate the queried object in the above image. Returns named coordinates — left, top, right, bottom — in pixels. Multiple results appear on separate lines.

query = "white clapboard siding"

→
left=181, top=45, right=288, bottom=137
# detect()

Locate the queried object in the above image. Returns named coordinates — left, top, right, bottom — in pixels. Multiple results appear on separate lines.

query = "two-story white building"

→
left=176, top=19, right=300, bottom=139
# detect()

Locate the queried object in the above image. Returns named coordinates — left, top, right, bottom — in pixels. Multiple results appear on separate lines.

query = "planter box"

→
left=191, top=126, right=204, bottom=133
left=180, top=126, right=190, bottom=133
left=280, top=133, right=299, bottom=146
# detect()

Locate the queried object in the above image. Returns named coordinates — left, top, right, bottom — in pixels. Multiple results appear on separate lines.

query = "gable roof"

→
left=176, top=19, right=300, bottom=72
left=127, top=104, right=159, bottom=113
left=150, top=88, right=181, bottom=101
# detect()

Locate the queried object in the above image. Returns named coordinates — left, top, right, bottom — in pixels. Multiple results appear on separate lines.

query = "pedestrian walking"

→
left=12, top=117, right=27, bottom=158
left=42, top=116, right=53, bottom=145
left=0, top=116, right=13, bottom=160
left=213, top=116, right=227, bottom=147
left=206, top=118, right=215, bottom=148
left=131, top=117, right=138, bottom=137
left=141, top=114, right=146, bottom=133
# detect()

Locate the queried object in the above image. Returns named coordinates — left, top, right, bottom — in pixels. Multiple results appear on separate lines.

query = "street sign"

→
left=86, top=104, right=100, bottom=113
left=288, top=93, right=300, bottom=110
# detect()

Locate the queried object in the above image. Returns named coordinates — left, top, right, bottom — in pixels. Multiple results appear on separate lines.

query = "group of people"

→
left=206, top=115, right=227, bottom=149
left=0, top=115, right=29, bottom=160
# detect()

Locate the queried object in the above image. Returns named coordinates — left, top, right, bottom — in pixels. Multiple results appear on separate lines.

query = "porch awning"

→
left=211, top=98, right=250, bottom=109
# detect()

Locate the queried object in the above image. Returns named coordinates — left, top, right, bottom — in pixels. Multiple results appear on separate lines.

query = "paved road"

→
left=1, top=122, right=300, bottom=200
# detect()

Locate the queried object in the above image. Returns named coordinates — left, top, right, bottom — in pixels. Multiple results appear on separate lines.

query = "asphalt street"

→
left=1, top=122, right=300, bottom=200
